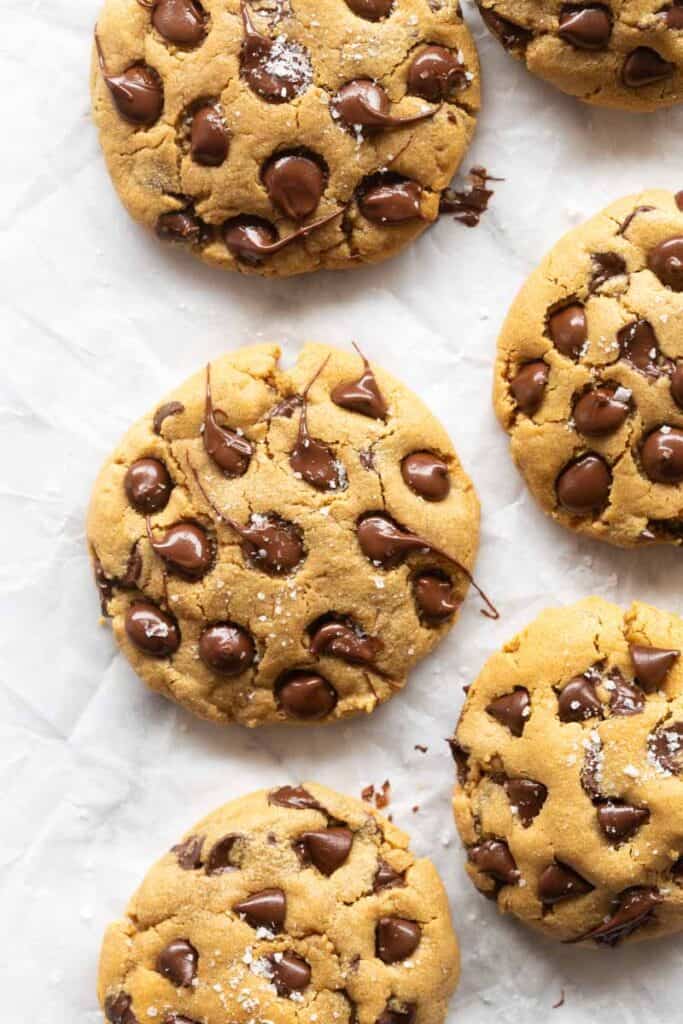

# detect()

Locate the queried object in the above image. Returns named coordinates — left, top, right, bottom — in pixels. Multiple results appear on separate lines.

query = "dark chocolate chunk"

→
left=556, top=454, right=611, bottom=515
left=486, top=688, right=530, bottom=737
left=156, top=938, right=198, bottom=987
left=376, top=917, right=421, bottom=963
left=199, top=623, right=256, bottom=675
left=125, top=602, right=180, bottom=657
left=276, top=671, right=338, bottom=719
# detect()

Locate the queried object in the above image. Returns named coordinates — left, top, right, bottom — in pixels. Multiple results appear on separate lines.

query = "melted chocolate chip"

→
left=558, top=5, right=612, bottom=48
left=556, top=454, right=611, bottom=515
left=557, top=673, right=603, bottom=722
left=190, top=103, right=229, bottom=166
left=238, top=514, right=305, bottom=573
left=407, top=45, right=466, bottom=101
left=663, top=1, right=683, bottom=27
left=105, top=993, right=138, bottom=1024
left=309, top=617, right=382, bottom=665
left=95, top=36, right=163, bottom=125
left=374, top=860, right=406, bottom=890
left=203, top=365, right=253, bottom=477
left=538, top=862, right=593, bottom=905
left=619, top=205, right=655, bottom=235
left=276, top=671, right=338, bottom=719
left=125, top=602, right=180, bottom=657
left=623, top=47, right=674, bottom=87
left=331, top=80, right=438, bottom=131
left=92, top=547, right=141, bottom=615
left=156, top=939, right=198, bottom=987
left=548, top=302, right=587, bottom=359
left=401, top=452, right=450, bottom=501
left=630, top=643, right=679, bottom=692
left=146, top=519, right=213, bottom=579
left=648, top=236, right=683, bottom=291
left=358, top=179, right=423, bottom=224
left=608, top=669, right=645, bottom=716
left=269, top=785, right=322, bottom=810
left=147, top=0, right=207, bottom=45
left=649, top=721, right=683, bottom=773
left=486, top=688, right=530, bottom=737
left=618, top=319, right=664, bottom=376
left=199, top=622, right=255, bottom=675
left=641, top=427, right=683, bottom=483
left=413, top=572, right=460, bottom=624
left=262, top=153, right=325, bottom=220
left=376, top=917, right=421, bottom=963
left=299, top=828, right=353, bottom=875
left=205, top=834, right=239, bottom=874
left=503, top=778, right=547, bottom=827
left=234, top=888, right=286, bottom=930
left=240, top=3, right=311, bottom=101
left=331, top=345, right=387, bottom=419
left=448, top=739, right=469, bottom=784
left=269, top=394, right=303, bottom=419
left=290, top=358, right=344, bottom=491
left=568, top=887, right=660, bottom=946
left=223, top=209, right=342, bottom=264
left=597, top=802, right=649, bottom=843
left=357, top=514, right=433, bottom=567
left=269, top=951, right=311, bottom=995
left=171, top=834, right=204, bottom=870
left=468, top=839, right=519, bottom=885
left=438, top=166, right=496, bottom=227
left=478, top=3, right=532, bottom=49
left=573, top=385, right=630, bottom=437
left=156, top=209, right=207, bottom=245
left=671, top=364, right=683, bottom=409
left=591, top=251, right=626, bottom=290
left=153, top=401, right=184, bottom=435
left=125, top=458, right=173, bottom=513
left=510, top=361, right=548, bottom=415
left=344, top=0, right=393, bottom=19
left=376, top=1007, right=416, bottom=1024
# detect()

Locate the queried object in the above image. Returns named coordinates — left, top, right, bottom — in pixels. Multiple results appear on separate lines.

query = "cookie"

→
left=87, top=342, right=484, bottom=727
left=476, top=0, right=683, bottom=111
left=494, top=189, right=683, bottom=549
left=98, top=783, right=460, bottom=1024
left=450, top=597, right=683, bottom=946
left=90, top=0, right=480, bottom=277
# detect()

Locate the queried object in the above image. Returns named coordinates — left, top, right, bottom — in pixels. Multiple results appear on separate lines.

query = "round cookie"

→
left=494, top=189, right=683, bottom=549
left=476, top=0, right=683, bottom=111
left=98, top=783, right=460, bottom=1024
left=88, top=342, right=482, bottom=727
left=451, top=597, right=683, bottom=946
left=90, top=0, right=480, bottom=278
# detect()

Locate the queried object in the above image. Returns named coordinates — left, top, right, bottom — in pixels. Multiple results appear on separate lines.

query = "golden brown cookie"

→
left=98, top=783, right=460, bottom=1024
left=476, top=0, right=683, bottom=111
left=494, top=189, right=683, bottom=549
left=87, top=342, right=483, bottom=726
left=90, top=0, right=480, bottom=277
left=451, top=597, right=683, bottom=946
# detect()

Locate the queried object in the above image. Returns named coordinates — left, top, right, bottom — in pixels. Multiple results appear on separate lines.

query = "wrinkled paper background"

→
left=2, top=1, right=683, bottom=1020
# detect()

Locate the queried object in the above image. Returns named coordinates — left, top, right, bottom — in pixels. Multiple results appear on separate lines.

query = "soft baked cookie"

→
left=90, top=0, right=480, bottom=277
left=98, top=783, right=460, bottom=1024
left=451, top=597, right=683, bottom=946
left=476, top=0, right=683, bottom=110
left=88, top=342, right=484, bottom=727
left=494, top=189, right=683, bottom=549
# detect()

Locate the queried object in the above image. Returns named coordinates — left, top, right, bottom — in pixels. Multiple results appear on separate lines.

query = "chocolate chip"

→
left=358, top=179, right=423, bottom=225
left=105, top=993, right=138, bottom=1024
left=171, top=834, right=204, bottom=870
left=357, top=513, right=437, bottom=568
left=618, top=319, right=664, bottom=376
left=153, top=401, right=184, bottom=435
left=648, top=236, right=683, bottom=291
left=376, top=917, right=421, bottom=963
left=147, top=520, right=213, bottom=580
left=630, top=643, right=679, bottom=692
left=234, top=888, right=286, bottom=930
left=374, top=860, right=406, bottom=891
left=331, top=80, right=437, bottom=131
left=558, top=5, right=612, bottom=48
left=268, top=785, right=322, bottom=810
left=641, top=427, right=683, bottom=484
left=510, top=361, right=548, bottom=415
left=478, top=3, right=532, bottom=49
left=156, top=209, right=206, bottom=245
left=125, top=602, right=180, bottom=657
left=468, top=839, right=519, bottom=885
left=92, top=547, right=141, bottom=615
left=309, top=617, right=382, bottom=665
left=331, top=345, right=387, bottom=419
left=503, top=778, right=547, bottom=827
left=199, top=623, right=255, bottom=675
left=413, top=572, right=460, bottom=624
left=376, top=1007, right=416, bottom=1024
left=190, top=103, right=229, bottom=166
left=290, top=358, right=345, bottom=491
left=556, top=454, right=611, bottom=515
left=205, top=833, right=239, bottom=874
left=438, top=166, right=496, bottom=227
left=622, top=47, right=674, bottom=87
left=619, top=205, right=655, bottom=235
left=597, top=802, right=649, bottom=844
left=269, top=951, right=311, bottom=995
left=557, top=673, right=603, bottom=722
left=240, top=4, right=311, bottom=102
left=663, top=1, right=683, bottom=27
left=649, top=721, right=683, bottom=773
left=95, top=36, right=164, bottom=125
left=223, top=210, right=341, bottom=264
left=298, top=828, right=353, bottom=875
left=548, top=302, right=587, bottom=359
left=203, top=365, right=253, bottom=477
left=236, top=514, right=305, bottom=574
left=262, top=153, right=324, bottom=220
left=573, top=384, right=630, bottom=437
left=407, top=45, right=466, bottom=101
left=607, top=669, right=644, bottom=716
left=401, top=452, right=450, bottom=501
left=671, top=364, right=683, bottom=409
left=448, top=739, right=469, bottom=784
left=590, top=251, right=626, bottom=289
left=568, top=887, right=660, bottom=946
left=268, top=394, right=303, bottom=420
left=149, top=0, right=207, bottom=45
left=538, top=862, right=593, bottom=905
left=156, top=938, right=198, bottom=987
left=344, top=0, right=393, bottom=19
left=486, top=688, right=530, bottom=737
left=125, top=458, right=173, bottom=513
left=276, top=671, right=338, bottom=719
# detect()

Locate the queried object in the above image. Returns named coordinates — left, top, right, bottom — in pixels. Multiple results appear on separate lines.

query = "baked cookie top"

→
left=494, top=189, right=683, bottom=549
left=98, top=783, right=460, bottom=1024
left=87, top=343, right=482, bottom=727
left=476, top=0, right=683, bottom=110
left=90, top=0, right=480, bottom=277
left=452, top=597, right=683, bottom=947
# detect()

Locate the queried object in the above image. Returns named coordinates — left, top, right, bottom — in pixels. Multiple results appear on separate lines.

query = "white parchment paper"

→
left=2, top=1, right=683, bottom=1020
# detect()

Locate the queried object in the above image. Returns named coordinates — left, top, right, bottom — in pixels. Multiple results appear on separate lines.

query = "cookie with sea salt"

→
left=98, top=783, right=460, bottom=1024
left=494, top=189, right=683, bottom=549
left=90, top=0, right=480, bottom=277
left=87, top=342, right=483, bottom=726
left=476, top=0, right=683, bottom=111
left=451, top=597, right=683, bottom=946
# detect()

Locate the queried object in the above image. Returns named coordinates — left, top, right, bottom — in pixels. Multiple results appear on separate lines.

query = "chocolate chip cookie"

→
left=90, top=0, right=480, bottom=277
left=477, top=0, right=683, bottom=110
left=494, top=189, right=683, bottom=548
left=98, top=783, right=460, bottom=1023
left=87, top=342, right=483, bottom=726
left=451, top=597, right=683, bottom=946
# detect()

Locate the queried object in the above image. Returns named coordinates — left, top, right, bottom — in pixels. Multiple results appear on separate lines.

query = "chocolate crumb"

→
left=439, top=166, right=501, bottom=227
left=415, top=744, right=428, bottom=753
left=553, top=990, right=565, bottom=1009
